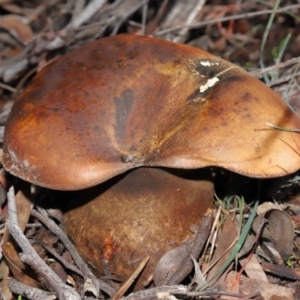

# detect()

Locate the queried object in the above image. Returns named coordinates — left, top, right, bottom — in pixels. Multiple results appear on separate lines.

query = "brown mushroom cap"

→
left=3, top=35, right=300, bottom=190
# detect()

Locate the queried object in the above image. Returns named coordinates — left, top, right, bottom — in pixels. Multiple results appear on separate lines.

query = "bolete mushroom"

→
left=3, top=35, right=300, bottom=288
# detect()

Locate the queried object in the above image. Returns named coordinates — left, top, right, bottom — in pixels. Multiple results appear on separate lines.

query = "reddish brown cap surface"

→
left=3, top=35, right=300, bottom=190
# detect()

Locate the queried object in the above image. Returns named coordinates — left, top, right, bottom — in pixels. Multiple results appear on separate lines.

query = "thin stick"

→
left=30, top=239, right=84, bottom=277
left=154, top=4, right=300, bottom=36
left=250, top=56, right=300, bottom=77
left=0, top=82, right=16, bottom=93
left=46, top=0, right=107, bottom=50
left=121, top=285, right=259, bottom=299
left=31, top=208, right=115, bottom=297
left=112, top=256, right=150, bottom=300
left=173, top=0, right=206, bottom=43
left=6, top=187, right=81, bottom=300
left=8, top=279, right=56, bottom=300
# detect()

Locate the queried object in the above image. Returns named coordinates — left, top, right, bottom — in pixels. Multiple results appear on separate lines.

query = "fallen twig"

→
left=121, top=284, right=258, bottom=300
left=112, top=256, right=150, bottom=300
left=173, top=0, right=206, bottom=43
left=154, top=4, right=300, bottom=36
left=6, top=186, right=81, bottom=300
left=45, top=0, right=107, bottom=50
left=29, top=239, right=84, bottom=277
left=31, top=208, right=116, bottom=297
left=250, top=56, right=300, bottom=78
left=8, top=278, right=56, bottom=300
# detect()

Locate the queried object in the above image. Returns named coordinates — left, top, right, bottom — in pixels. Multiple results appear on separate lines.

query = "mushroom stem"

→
left=63, top=167, right=214, bottom=290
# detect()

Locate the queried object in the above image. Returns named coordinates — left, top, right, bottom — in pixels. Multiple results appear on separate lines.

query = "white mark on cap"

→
left=199, top=77, right=219, bottom=93
left=200, top=60, right=220, bottom=67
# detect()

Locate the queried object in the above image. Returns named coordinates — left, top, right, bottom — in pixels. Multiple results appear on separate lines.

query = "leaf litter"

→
left=0, top=0, right=300, bottom=299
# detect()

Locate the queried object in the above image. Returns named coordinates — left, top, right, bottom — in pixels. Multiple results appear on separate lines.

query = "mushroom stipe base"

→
left=62, top=167, right=214, bottom=290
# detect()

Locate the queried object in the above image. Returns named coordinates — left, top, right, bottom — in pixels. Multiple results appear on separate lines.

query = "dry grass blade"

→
left=112, top=256, right=150, bottom=300
left=266, top=122, right=300, bottom=132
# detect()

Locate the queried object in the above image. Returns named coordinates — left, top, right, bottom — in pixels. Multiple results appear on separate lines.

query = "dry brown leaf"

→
left=239, top=255, right=268, bottom=283
left=257, top=201, right=279, bottom=215
left=0, top=15, right=33, bottom=44
left=52, top=260, right=68, bottom=283
left=153, top=241, right=193, bottom=286
left=261, top=261, right=300, bottom=281
left=3, top=242, right=44, bottom=289
left=190, top=255, right=207, bottom=288
left=252, top=209, right=294, bottom=261
left=0, top=3, right=41, bottom=20
left=225, top=271, right=294, bottom=300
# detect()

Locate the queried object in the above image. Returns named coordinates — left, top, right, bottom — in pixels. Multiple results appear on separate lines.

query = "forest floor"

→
left=0, top=1, right=300, bottom=299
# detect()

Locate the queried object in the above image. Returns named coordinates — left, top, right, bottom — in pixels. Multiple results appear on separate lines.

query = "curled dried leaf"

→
left=252, top=209, right=294, bottom=261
